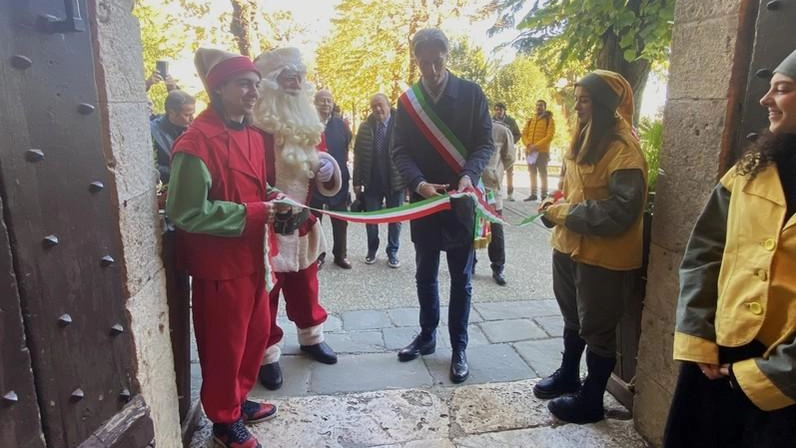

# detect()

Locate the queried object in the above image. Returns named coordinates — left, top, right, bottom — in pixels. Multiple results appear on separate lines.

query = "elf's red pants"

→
left=192, top=271, right=270, bottom=423
left=267, top=262, right=328, bottom=348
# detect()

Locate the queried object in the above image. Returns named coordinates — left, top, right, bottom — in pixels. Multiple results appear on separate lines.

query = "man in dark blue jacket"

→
left=311, top=89, right=353, bottom=269
left=391, top=28, right=494, bottom=384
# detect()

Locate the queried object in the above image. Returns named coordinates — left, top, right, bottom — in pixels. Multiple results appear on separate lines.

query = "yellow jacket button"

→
left=763, top=239, right=776, bottom=251
left=757, top=269, right=768, bottom=281
left=747, top=302, right=763, bottom=315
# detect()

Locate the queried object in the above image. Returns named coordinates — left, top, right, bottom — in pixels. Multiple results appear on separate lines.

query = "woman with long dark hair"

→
left=664, top=49, right=796, bottom=448
left=537, top=70, right=648, bottom=423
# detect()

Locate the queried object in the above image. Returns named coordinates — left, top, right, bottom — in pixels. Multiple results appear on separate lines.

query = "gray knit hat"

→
left=774, top=49, right=796, bottom=80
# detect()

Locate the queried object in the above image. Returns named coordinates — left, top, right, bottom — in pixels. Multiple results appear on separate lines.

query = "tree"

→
left=230, top=0, right=258, bottom=57
left=314, top=0, right=471, bottom=124
left=486, top=0, right=674, bottom=123
left=447, top=38, right=496, bottom=88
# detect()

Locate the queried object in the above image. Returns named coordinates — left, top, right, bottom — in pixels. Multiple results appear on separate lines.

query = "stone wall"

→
left=633, top=0, right=751, bottom=445
left=90, top=0, right=182, bottom=445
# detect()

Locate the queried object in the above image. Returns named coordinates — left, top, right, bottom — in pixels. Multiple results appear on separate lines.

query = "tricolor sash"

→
left=399, top=83, right=496, bottom=247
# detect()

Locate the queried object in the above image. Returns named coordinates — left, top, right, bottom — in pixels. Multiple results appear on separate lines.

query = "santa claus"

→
left=252, top=47, right=341, bottom=390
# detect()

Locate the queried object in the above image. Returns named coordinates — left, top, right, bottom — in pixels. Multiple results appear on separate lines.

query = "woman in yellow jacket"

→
left=537, top=70, right=647, bottom=424
left=664, top=49, right=796, bottom=447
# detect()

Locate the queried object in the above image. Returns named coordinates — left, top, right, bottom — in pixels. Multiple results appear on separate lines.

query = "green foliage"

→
left=314, top=0, right=470, bottom=123
left=447, top=38, right=496, bottom=87
left=487, top=0, right=673, bottom=70
left=638, top=117, right=662, bottom=192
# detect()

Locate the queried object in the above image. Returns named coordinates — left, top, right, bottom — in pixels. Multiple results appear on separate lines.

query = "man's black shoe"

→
left=300, top=341, right=338, bottom=364
left=334, top=257, right=352, bottom=269
left=258, top=362, right=283, bottom=391
left=524, top=194, right=538, bottom=202
left=450, top=349, right=469, bottom=383
left=492, top=269, right=507, bottom=286
left=398, top=334, right=436, bottom=362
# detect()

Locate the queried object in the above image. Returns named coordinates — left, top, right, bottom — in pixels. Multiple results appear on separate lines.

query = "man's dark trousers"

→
left=364, top=189, right=404, bottom=257
left=414, top=243, right=475, bottom=349
left=487, top=210, right=505, bottom=271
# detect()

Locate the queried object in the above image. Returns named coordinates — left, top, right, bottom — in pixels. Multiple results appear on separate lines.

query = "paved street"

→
left=190, top=174, right=650, bottom=447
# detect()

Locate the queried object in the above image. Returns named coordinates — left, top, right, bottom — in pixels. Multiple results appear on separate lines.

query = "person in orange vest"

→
left=166, top=48, right=280, bottom=448
left=521, top=100, right=556, bottom=201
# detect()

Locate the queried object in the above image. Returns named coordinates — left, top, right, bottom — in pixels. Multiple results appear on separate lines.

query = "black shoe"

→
left=397, top=334, right=436, bottom=362
left=300, top=341, right=338, bottom=364
left=524, top=194, right=538, bottom=202
left=334, top=257, right=352, bottom=269
left=492, top=268, right=507, bottom=286
left=317, top=253, right=326, bottom=270
left=258, top=362, right=283, bottom=391
left=533, top=329, right=586, bottom=399
left=548, top=351, right=616, bottom=424
left=533, top=368, right=581, bottom=399
left=212, top=418, right=262, bottom=448
left=450, top=349, right=469, bottom=383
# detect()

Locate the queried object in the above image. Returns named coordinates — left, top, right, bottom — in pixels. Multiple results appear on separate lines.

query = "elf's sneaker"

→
left=241, top=400, right=278, bottom=425
left=212, top=419, right=261, bottom=448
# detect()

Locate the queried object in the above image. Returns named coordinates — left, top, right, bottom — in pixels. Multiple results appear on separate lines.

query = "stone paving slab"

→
left=251, top=355, right=314, bottom=398
left=479, top=318, right=548, bottom=343
left=512, top=339, right=588, bottom=378
left=474, top=299, right=560, bottom=320
left=311, top=352, right=433, bottom=394
left=534, top=315, right=565, bottom=338
left=449, top=379, right=550, bottom=435
left=454, top=420, right=648, bottom=447
left=325, top=330, right=386, bottom=353
left=423, top=344, right=534, bottom=386
left=342, top=309, right=393, bottom=330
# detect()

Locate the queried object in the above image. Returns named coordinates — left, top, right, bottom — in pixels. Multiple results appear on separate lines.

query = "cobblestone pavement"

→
left=190, top=177, right=651, bottom=447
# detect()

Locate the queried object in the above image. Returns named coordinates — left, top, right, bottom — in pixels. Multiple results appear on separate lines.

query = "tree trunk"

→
left=230, top=0, right=258, bottom=57
left=596, top=30, right=650, bottom=125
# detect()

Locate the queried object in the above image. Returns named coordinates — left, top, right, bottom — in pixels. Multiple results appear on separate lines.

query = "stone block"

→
left=668, top=15, right=740, bottom=101
left=641, top=245, right=681, bottom=320
left=474, top=299, right=560, bottom=321
left=636, top=310, right=678, bottom=393
left=107, top=101, right=160, bottom=202
left=388, top=307, right=421, bottom=327
left=423, top=344, right=534, bottom=386
left=96, top=0, right=149, bottom=103
left=118, top=192, right=162, bottom=298
left=674, top=0, right=741, bottom=24
left=449, top=379, right=551, bottom=435
left=654, top=99, right=727, bottom=251
left=479, top=318, right=548, bottom=343
left=633, top=372, right=675, bottom=447
left=249, top=389, right=449, bottom=447
left=383, top=326, right=423, bottom=350
left=324, top=330, right=385, bottom=353
left=454, top=420, right=647, bottom=447
left=311, top=353, right=432, bottom=394
left=342, top=309, right=393, bottom=330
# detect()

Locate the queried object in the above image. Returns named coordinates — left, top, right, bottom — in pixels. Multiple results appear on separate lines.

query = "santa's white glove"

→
left=317, top=157, right=335, bottom=183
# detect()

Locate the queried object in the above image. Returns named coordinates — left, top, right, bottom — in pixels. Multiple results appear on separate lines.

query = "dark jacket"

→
left=392, top=73, right=494, bottom=249
left=353, top=111, right=406, bottom=192
left=314, top=115, right=351, bottom=206
left=151, top=115, right=187, bottom=183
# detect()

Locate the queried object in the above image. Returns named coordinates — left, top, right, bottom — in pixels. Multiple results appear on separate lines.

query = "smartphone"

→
left=156, top=60, right=169, bottom=78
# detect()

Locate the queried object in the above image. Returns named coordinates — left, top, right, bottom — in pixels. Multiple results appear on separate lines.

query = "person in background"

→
left=392, top=28, right=493, bottom=384
left=166, top=48, right=279, bottom=448
left=521, top=100, right=556, bottom=201
left=537, top=70, right=646, bottom=424
left=151, top=90, right=195, bottom=184
left=353, top=93, right=406, bottom=268
left=664, top=48, right=796, bottom=448
left=483, top=119, right=515, bottom=285
left=493, top=102, right=521, bottom=201
left=311, top=89, right=353, bottom=269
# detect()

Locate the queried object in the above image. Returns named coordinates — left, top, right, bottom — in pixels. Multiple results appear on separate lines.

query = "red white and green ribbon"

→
left=274, top=187, right=510, bottom=226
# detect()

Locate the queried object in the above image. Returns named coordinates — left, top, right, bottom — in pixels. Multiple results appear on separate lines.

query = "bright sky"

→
left=159, top=0, right=665, bottom=118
